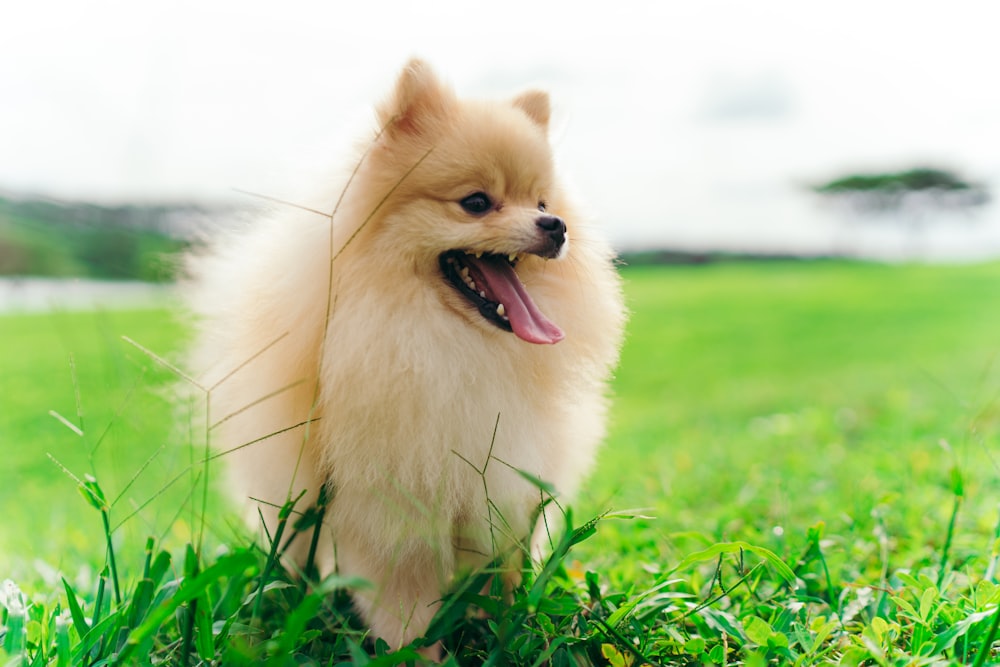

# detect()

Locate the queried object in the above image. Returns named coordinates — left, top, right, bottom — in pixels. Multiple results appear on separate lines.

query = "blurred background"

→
left=3, top=2, right=1000, bottom=632
left=2, top=0, right=1000, bottom=295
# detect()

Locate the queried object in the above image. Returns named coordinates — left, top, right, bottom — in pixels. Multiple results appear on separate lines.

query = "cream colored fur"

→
left=188, top=59, right=626, bottom=650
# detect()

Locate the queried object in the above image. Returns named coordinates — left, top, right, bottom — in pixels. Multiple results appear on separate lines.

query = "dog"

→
left=188, top=58, right=626, bottom=653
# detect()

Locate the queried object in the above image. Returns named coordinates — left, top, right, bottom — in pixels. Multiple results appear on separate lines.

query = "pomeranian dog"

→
left=188, top=59, right=626, bottom=653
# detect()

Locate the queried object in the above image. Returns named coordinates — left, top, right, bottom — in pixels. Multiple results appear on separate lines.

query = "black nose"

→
left=536, top=215, right=566, bottom=247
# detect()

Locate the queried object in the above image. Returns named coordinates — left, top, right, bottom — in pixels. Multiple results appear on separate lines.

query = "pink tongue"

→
left=471, top=256, right=564, bottom=345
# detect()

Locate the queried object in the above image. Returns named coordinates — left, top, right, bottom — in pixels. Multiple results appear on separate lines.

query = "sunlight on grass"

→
left=0, top=308, right=223, bottom=569
left=2, top=260, right=1000, bottom=664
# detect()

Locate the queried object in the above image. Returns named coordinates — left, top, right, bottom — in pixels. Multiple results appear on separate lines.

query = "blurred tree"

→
left=814, top=167, right=989, bottom=213
left=812, top=167, right=991, bottom=257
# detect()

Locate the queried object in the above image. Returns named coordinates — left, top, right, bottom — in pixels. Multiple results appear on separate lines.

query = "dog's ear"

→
left=512, top=90, right=550, bottom=133
left=377, top=58, right=454, bottom=138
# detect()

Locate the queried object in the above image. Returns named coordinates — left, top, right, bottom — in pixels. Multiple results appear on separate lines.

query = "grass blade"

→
left=62, top=578, right=90, bottom=636
left=671, top=541, right=797, bottom=585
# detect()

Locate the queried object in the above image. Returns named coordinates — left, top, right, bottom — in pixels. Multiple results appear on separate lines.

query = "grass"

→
left=0, top=308, right=203, bottom=565
left=1, top=259, right=1000, bottom=664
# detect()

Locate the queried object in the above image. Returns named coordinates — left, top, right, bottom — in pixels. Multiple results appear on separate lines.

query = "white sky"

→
left=3, top=0, right=1000, bottom=256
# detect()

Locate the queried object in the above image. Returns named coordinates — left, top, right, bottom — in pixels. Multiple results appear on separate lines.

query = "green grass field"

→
left=2, top=260, right=1000, bottom=664
left=0, top=307, right=201, bottom=565
left=583, top=261, right=1000, bottom=580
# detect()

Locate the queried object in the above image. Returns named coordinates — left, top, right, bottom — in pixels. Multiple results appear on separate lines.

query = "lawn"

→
left=581, top=261, right=1000, bottom=583
left=2, top=260, right=999, bottom=664
left=0, top=307, right=207, bottom=568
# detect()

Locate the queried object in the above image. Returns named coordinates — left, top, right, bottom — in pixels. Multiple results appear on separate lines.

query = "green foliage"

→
left=2, top=260, right=1000, bottom=664
left=815, top=168, right=981, bottom=195
left=812, top=166, right=990, bottom=215
left=0, top=197, right=194, bottom=281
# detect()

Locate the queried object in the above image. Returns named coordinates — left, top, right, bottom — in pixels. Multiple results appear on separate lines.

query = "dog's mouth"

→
left=439, top=250, right=564, bottom=345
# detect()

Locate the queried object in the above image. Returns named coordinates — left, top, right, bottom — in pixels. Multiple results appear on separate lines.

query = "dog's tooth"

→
left=479, top=291, right=486, bottom=298
left=460, top=267, right=470, bottom=279
left=508, top=254, right=517, bottom=263
left=475, top=251, right=483, bottom=258
left=496, top=303, right=506, bottom=317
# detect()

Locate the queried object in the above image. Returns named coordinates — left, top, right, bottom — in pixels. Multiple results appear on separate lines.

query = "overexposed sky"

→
left=3, top=0, right=1000, bottom=255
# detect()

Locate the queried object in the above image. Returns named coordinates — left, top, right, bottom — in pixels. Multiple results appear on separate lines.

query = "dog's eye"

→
left=538, top=201, right=548, bottom=212
left=460, top=192, right=493, bottom=215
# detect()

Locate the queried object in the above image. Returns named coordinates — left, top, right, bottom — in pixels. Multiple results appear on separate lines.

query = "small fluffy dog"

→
left=189, top=59, right=625, bottom=651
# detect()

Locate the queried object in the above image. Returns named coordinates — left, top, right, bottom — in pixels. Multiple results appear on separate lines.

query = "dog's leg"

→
left=336, top=531, right=450, bottom=654
left=219, top=386, right=325, bottom=569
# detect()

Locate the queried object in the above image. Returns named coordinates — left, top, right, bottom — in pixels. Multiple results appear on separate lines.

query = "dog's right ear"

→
left=377, top=58, right=454, bottom=138
left=512, top=90, right=551, bottom=133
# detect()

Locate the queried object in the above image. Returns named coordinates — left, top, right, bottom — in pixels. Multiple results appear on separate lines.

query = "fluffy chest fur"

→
left=317, top=254, right=585, bottom=515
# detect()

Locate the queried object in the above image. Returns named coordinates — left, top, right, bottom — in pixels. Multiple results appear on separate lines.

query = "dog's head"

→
left=359, top=59, right=569, bottom=344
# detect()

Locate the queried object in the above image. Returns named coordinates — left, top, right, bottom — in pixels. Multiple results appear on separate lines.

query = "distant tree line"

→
left=0, top=197, right=227, bottom=281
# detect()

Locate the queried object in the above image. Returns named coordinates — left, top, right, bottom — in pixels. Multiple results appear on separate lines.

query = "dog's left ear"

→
left=512, top=90, right=550, bottom=133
